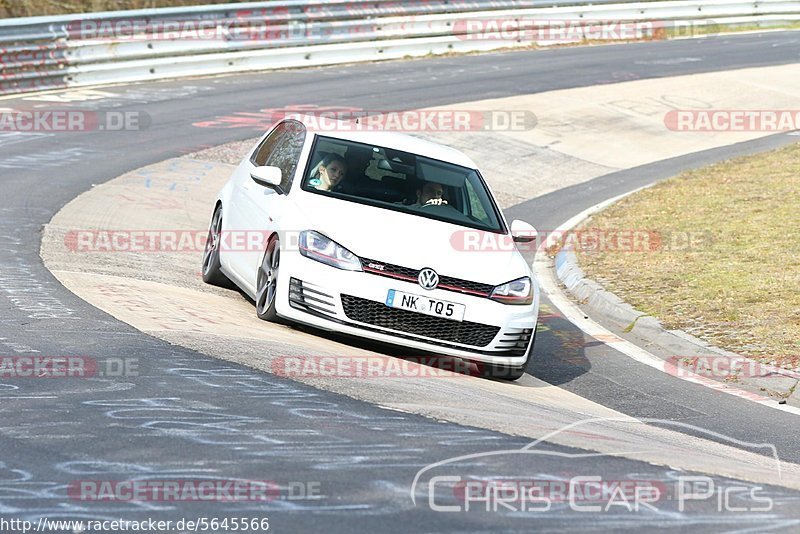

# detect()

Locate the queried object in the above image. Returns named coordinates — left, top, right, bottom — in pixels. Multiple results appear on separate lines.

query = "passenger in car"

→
left=307, top=154, right=348, bottom=192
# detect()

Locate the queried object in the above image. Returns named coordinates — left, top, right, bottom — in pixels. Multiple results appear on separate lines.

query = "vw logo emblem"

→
left=418, top=268, right=439, bottom=290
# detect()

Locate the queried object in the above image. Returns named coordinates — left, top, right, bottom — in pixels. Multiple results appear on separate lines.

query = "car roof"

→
left=290, top=115, right=479, bottom=169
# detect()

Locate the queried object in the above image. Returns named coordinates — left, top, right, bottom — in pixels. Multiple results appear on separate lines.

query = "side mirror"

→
left=250, top=165, right=282, bottom=188
left=510, top=219, right=537, bottom=243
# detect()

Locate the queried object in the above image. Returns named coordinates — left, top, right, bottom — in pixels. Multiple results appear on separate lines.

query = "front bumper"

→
left=275, top=253, right=539, bottom=367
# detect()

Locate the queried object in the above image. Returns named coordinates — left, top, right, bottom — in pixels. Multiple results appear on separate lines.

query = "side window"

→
left=250, top=120, right=306, bottom=191
left=251, top=124, right=282, bottom=167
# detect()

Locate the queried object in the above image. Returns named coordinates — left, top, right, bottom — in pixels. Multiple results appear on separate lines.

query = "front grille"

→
left=437, top=274, right=494, bottom=297
left=340, top=294, right=499, bottom=347
left=362, top=258, right=418, bottom=280
left=361, top=258, right=494, bottom=297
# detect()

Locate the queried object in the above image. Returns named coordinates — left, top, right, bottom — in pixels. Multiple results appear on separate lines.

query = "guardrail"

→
left=1, top=0, right=798, bottom=96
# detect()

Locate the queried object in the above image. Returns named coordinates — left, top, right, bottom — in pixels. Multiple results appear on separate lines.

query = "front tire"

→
left=256, top=236, right=281, bottom=322
left=476, top=330, right=536, bottom=381
left=202, top=204, right=231, bottom=287
left=477, top=363, right=526, bottom=381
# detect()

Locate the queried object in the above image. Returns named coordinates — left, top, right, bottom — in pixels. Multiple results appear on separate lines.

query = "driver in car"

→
left=414, top=181, right=448, bottom=207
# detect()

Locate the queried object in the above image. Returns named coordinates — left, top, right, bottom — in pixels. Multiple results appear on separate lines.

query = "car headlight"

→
left=299, top=230, right=362, bottom=271
left=490, top=276, right=533, bottom=305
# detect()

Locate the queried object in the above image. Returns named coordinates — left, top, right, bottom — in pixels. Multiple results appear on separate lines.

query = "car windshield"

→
left=301, top=136, right=506, bottom=233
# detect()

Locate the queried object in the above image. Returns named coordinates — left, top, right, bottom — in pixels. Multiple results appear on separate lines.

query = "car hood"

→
left=286, top=193, right=531, bottom=286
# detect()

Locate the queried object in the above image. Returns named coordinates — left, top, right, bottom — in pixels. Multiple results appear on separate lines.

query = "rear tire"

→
left=202, top=204, right=231, bottom=287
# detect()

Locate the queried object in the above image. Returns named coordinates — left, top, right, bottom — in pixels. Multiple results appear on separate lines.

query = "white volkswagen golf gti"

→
left=202, top=117, right=539, bottom=380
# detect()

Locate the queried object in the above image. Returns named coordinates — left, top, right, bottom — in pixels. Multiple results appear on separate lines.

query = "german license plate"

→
left=385, top=290, right=465, bottom=321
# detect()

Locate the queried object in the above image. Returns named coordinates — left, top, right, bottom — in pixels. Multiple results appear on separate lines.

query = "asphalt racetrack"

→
left=2, top=32, right=800, bottom=532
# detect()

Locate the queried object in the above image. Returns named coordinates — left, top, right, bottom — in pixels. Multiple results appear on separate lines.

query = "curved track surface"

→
left=2, top=33, right=800, bottom=530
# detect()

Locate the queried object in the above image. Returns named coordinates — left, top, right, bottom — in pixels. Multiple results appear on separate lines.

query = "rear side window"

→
left=251, top=120, right=306, bottom=191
